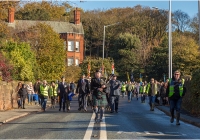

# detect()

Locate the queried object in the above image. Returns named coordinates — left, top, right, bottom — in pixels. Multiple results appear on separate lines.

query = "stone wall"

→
left=0, top=81, right=19, bottom=111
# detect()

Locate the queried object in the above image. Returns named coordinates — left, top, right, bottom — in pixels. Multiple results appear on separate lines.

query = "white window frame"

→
left=68, top=41, right=74, bottom=51
left=68, top=58, right=74, bottom=66
left=75, top=41, right=80, bottom=52
left=75, top=59, right=79, bottom=66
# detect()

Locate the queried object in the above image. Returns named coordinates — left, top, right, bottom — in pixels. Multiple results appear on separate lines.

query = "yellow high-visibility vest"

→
left=40, top=85, right=49, bottom=97
left=169, top=78, right=184, bottom=97
left=49, top=85, right=58, bottom=96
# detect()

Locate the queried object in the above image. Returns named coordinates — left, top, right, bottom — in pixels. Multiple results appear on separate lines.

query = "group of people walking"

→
left=16, top=69, right=186, bottom=125
left=121, top=70, right=186, bottom=125
left=16, top=82, right=39, bottom=109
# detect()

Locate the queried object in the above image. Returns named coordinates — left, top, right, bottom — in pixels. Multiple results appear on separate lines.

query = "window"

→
left=68, top=58, right=74, bottom=66
left=75, top=59, right=79, bottom=66
left=75, top=41, right=80, bottom=52
left=68, top=41, right=74, bottom=51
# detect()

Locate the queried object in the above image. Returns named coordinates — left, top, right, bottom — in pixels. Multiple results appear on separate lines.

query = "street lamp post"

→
left=169, top=0, right=172, bottom=79
left=152, top=3, right=172, bottom=79
left=102, top=22, right=120, bottom=59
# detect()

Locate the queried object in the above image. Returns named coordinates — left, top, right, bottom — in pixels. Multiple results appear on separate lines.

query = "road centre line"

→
left=83, top=113, right=107, bottom=140
left=83, top=113, right=95, bottom=139
left=100, top=114, right=107, bottom=140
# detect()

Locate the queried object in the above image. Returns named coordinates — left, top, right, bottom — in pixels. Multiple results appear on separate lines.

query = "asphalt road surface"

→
left=0, top=96, right=200, bottom=139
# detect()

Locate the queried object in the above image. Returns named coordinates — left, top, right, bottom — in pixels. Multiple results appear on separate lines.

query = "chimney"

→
left=74, top=8, right=81, bottom=25
left=8, top=7, right=15, bottom=23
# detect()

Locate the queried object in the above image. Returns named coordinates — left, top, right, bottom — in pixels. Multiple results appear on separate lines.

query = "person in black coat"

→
left=90, top=70, right=106, bottom=122
left=109, top=75, right=121, bottom=113
left=76, top=74, right=90, bottom=111
left=58, top=76, right=69, bottom=112
left=18, top=84, right=28, bottom=109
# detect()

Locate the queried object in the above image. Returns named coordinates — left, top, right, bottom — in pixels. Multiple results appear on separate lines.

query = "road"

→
left=0, top=96, right=200, bottom=139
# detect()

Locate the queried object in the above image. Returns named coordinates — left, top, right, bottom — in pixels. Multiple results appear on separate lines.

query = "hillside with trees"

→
left=0, top=1, right=199, bottom=81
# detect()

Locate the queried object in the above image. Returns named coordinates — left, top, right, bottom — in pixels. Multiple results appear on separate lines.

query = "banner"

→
left=111, top=63, right=114, bottom=74
left=126, top=72, right=130, bottom=82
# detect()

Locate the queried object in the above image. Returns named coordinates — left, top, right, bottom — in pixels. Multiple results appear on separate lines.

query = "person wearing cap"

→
left=166, top=70, right=186, bottom=125
left=58, top=76, right=69, bottom=112
left=109, top=74, right=121, bottom=113
left=76, top=73, right=90, bottom=111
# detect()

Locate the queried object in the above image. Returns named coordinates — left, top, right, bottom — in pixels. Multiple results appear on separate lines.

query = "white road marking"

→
left=100, top=114, right=107, bottom=140
left=144, top=131, right=164, bottom=135
left=136, top=132, right=141, bottom=134
left=165, top=132, right=187, bottom=136
left=158, top=132, right=164, bottom=135
left=144, top=131, right=151, bottom=134
left=83, top=113, right=95, bottom=140
left=83, top=113, right=107, bottom=140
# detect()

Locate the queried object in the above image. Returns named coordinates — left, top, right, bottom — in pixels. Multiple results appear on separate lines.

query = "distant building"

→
left=7, top=6, right=84, bottom=66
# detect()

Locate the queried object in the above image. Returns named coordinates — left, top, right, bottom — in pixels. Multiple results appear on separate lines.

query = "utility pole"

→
left=169, top=0, right=172, bottom=78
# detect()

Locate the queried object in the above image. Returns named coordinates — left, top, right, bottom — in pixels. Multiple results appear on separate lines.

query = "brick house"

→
left=7, top=7, right=84, bottom=66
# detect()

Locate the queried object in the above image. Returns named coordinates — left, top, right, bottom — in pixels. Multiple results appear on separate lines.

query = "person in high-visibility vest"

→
left=49, top=81, right=58, bottom=109
left=121, top=82, right=126, bottom=98
left=146, top=78, right=158, bottom=111
left=166, top=70, right=186, bottom=125
left=40, top=80, right=49, bottom=111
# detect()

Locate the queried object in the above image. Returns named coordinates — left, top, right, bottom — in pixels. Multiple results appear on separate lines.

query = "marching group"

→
left=15, top=69, right=186, bottom=125
left=122, top=79, right=169, bottom=111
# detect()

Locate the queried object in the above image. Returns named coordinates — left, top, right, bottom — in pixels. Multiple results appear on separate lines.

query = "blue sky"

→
left=70, top=1, right=198, bottom=18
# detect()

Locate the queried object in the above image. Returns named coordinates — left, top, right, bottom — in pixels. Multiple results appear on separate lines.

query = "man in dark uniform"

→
left=87, top=77, right=93, bottom=109
left=109, top=74, right=121, bottom=113
left=91, top=70, right=106, bottom=121
left=76, top=74, right=90, bottom=111
left=58, top=76, right=69, bottom=112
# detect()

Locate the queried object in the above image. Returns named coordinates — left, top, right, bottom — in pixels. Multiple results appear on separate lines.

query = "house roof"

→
left=9, top=20, right=84, bottom=34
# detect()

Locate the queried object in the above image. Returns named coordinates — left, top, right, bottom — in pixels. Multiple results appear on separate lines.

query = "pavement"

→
left=156, top=104, right=200, bottom=128
left=0, top=100, right=51, bottom=126
left=0, top=99, right=200, bottom=129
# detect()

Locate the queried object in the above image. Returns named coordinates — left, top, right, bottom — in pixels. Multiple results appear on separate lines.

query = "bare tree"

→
left=173, top=10, right=190, bottom=32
